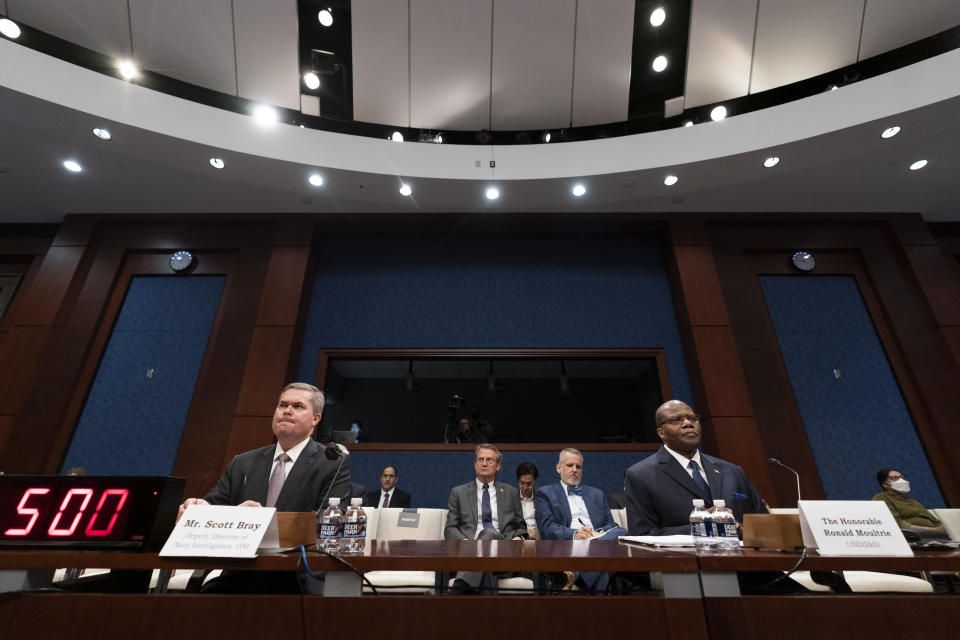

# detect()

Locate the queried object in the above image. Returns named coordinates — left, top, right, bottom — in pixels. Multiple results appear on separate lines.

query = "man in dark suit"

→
left=445, top=444, right=527, bottom=593
left=366, top=465, right=412, bottom=508
left=177, top=382, right=351, bottom=592
left=625, top=400, right=765, bottom=536
left=535, top=448, right=627, bottom=593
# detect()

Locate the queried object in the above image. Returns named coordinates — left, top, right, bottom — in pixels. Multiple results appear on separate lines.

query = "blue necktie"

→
left=481, top=483, right=494, bottom=530
left=567, top=484, right=583, bottom=496
left=688, top=460, right=712, bottom=503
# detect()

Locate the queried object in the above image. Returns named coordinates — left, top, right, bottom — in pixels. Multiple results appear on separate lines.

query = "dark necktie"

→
left=567, top=484, right=583, bottom=496
left=381, top=492, right=390, bottom=508
left=265, top=452, right=291, bottom=508
left=688, top=460, right=712, bottom=503
left=481, top=483, right=494, bottom=530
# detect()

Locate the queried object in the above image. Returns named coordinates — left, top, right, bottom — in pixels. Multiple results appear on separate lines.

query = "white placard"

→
left=159, top=505, right=280, bottom=558
left=798, top=500, right=913, bottom=557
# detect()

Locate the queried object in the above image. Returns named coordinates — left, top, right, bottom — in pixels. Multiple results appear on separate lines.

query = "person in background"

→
left=366, top=465, right=412, bottom=508
left=873, top=468, right=946, bottom=535
left=516, top=462, right=539, bottom=539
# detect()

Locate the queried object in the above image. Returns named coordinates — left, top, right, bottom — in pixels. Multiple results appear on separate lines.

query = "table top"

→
left=697, top=547, right=960, bottom=572
left=0, top=539, right=698, bottom=572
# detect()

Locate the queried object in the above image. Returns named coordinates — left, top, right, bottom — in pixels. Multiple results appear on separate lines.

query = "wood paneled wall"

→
left=0, top=213, right=958, bottom=507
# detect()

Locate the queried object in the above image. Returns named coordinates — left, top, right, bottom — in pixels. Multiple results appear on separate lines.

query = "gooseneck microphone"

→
left=768, top=457, right=802, bottom=505
left=316, top=443, right=349, bottom=517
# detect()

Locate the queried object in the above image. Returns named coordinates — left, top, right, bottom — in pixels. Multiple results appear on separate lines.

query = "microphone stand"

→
left=316, top=443, right=349, bottom=517
left=768, top=457, right=802, bottom=505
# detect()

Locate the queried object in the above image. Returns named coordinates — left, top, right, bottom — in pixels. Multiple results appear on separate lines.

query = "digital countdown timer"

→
left=0, top=476, right=185, bottom=550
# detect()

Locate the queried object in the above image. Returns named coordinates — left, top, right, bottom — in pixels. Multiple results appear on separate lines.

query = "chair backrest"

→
left=363, top=505, right=382, bottom=539
left=375, top=508, right=446, bottom=541
left=769, top=507, right=800, bottom=515
left=930, top=508, right=960, bottom=541
left=611, top=508, right=627, bottom=528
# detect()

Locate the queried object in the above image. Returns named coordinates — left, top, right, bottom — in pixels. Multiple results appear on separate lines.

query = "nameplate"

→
left=797, top=500, right=912, bottom=556
left=397, top=509, right=420, bottom=528
left=159, top=505, right=280, bottom=558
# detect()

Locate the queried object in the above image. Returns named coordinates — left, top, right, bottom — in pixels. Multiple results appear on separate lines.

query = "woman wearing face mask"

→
left=873, top=468, right=946, bottom=534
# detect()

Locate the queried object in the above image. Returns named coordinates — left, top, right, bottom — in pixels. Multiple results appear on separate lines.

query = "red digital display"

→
left=0, top=476, right=184, bottom=550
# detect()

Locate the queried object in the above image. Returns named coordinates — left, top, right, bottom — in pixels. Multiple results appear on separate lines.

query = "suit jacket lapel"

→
left=248, top=446, right=274, bottom=505
left=554, top=483, right=572, bottom=526
left=657, top=447, right=705, bottom=500
left=276, top=440, right=320, bottom=509
left=700, top=454, right=724, bottom=499
left=495, top=482, right=506, bottom=531
left=466, top=482, right=479, bottom=534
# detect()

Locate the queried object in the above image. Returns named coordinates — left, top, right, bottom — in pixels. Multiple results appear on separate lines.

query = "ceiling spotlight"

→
left=909, top=159, right=928, bottom=171
left=390, top=131, right=404, bottom=142
left=650, top=7, right=666, bottom=27
left=318, top=9, right=333, bottom=27
left=251, top=104, right=279, bottom=126
left=663, top=175, right=678, bottom=186
left=710, top=105, right=727, bottom=121
left=308, top=173, right=324, bottom=186
left=485, top=187, right=500, bottom=200
left=434, top=133, right=443, bottom=144
left=303, top=72, right=320, bottom=90
left=543, top=132, right=552, bottom=143
left=683, top=120, right=694, bottom=128
left=652, top=55, right=668, bottom=72
left=92, top=128, right=112, bottom=141
left=881, top=126, right=901, bottom=139
left=828, top=84, right=839, bottom=91
left=571, top=184, right=586, bottom=197
left=0, top=18, right=22, bottom=39
left=399, top=183, right=412, bottom=196
left=117, top=59, right=138, bottom=80
left=62, top=160, right=82, bottom=173
left=209, top=158, right=225, bottom=169
left=763, top=156, right=780, bottom=168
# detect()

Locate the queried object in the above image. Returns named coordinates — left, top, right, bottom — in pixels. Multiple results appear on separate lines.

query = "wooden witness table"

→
left=0, top=540, right=707, bottom=640
left=1, top=543, right=959, bottom=640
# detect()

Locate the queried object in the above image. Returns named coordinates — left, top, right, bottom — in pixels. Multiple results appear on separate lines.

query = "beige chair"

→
left=930, top=508, right=960, bottom=541
left=611, top=508, right=627, bottom=529
left=363, top=508, right=446, bottom=593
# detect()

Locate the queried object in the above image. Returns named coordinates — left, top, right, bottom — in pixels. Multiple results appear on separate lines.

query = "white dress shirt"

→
left=270, top=436, right=311, bottom=478
left=521, top=496, right=536, bottom=528
left=562, top=481, right=593, bottom=530
left=474, top=478, right=499, bottom=538
left=377, top=489, right=394, bottom=507
left=663, top=445, right=708, bottom=484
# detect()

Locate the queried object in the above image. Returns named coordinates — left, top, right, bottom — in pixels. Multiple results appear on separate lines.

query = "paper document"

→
left=619, top=535, right=697, bottom=547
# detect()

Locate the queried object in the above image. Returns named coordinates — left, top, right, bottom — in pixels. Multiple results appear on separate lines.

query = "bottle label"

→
left=319, top=522, right=342, bottom=540
left=719, top=523, right=738, bottom=538
left=343, top=522, right=366, bottom=539
left=690, top=522, right=707, bottom=537
left=703, top=520, right=715, bottom=537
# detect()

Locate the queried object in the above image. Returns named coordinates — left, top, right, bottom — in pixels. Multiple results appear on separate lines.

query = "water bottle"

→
left=317, top=497, right=343, bottom=553
left=689, top=499, right=712, bottom=551
left=712, top=499, right=740, bottom=551
left=340, top=497, right=367, bottom=554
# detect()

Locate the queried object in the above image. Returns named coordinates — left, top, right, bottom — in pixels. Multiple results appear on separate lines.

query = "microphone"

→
left=316, top=442, right=349, bottom=516
left=768, top=457, right=801, bottom=505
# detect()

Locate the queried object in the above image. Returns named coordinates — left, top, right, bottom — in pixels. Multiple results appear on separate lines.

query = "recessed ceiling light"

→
left=650, top=8, right=666, bottom=27
left=209, top=158, right=225, bottom=169
left=117, top=59, right=138, bottom=80
left=543, top=132, right=552, bottom=143
left=909, top=159, right=928, bottom=171
left=572, top=184, right=586, bottom=197
left=62, top=160, right=82, bottom=173
left=318, top=9, right=333, bottom=27
left=663, top=175, right=678, bottom=186
left=251, top=104, right=279, bottom=126
left=652, top=55, right=668, bottom=72
left=390, top=131, right=404, bottom=142
left=399, top=184, right=412, bottom=196
left=485, top=187, right=500, bottom=200
left=710, top=105, right=727, bottom=121
left=683, top=121, right=693, bottom=128
left=828, top=84, right=839, bottom=91
left=763, top=156, right=780, bottom=168
left=308, top=173, right=324, bottom=187
left=434, top=133, right=444, bottom=144
left=303, top=72, right=320, bottom=90
left=881, top=126, right=901, bottom=139
left=0, top=18, right=22, bottom=39
left=92, top=128, right=112, bottom=141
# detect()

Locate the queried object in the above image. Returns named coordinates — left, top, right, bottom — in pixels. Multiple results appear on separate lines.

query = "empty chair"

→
left=611, top=508, right=627, bottom=529
left=930, top=508, right=960, bottom=541
left=363, top=508, right=446, bottom=593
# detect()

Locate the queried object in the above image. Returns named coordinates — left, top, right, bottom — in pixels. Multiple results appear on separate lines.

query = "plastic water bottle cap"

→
left=713, top=499, right=725, bottom=508
left=329, top=497, right=340, bottom=506
left=350, top=497, right=362, bottom=506
left=692, top=499, right=705, bottom=507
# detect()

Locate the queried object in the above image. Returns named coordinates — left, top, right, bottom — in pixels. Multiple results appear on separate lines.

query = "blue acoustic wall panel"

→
left=349, top=449, right=652, bottom=509
left=297, top=232, right=692, bottom=405
left=61, top=276, right=225, bottom=476
left=759, top=275, right=943, bottom=507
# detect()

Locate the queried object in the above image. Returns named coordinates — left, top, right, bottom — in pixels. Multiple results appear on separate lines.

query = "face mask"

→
left=890, top=478, right=910, bottom=493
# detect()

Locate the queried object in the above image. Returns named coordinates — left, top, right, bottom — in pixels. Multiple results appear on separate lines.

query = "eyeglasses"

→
left=887, top=474, right=904, bottom=481
left=658, top=414, right=701, bottom=427
left=476, top=457, right=498, bottom=465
